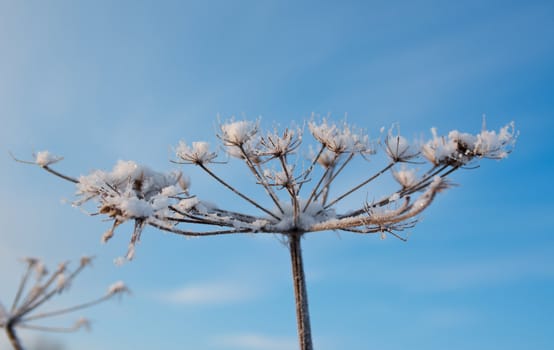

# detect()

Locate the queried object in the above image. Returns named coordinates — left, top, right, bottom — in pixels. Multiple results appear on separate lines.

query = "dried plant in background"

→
left=0, top=257, right=129, bottom=350
left=16, top=117, right=516, bottom=350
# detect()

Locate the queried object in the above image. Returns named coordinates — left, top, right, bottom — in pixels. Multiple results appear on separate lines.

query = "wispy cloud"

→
left=159, top=280, right=258, bottom=306
left=213, top=333, right=297, bottom=350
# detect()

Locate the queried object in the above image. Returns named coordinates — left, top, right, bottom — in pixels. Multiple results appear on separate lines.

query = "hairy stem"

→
left=289, top=234, right=313, bottom=350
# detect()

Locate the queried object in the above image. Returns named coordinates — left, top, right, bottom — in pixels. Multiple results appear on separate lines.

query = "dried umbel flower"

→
left=259, top=128, right=302, bottom=158
left=384, top=125, right=419, bottom=162
left=34, top=151, right=63, bottom=167
left=107, top=281, right=130, bottom=296
left=392, top=166, right=419, bottom=189
left=218, top=119, right=260, bottom=147
left=19, top=116, right=516, bottom=350
left=175, top=141, right=218, bottom=165
left=0, top=257, right=129, bottom=350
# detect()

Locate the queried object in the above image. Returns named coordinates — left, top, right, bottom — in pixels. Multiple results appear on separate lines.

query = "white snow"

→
left=309, top=118, right=374, bottom=154
left=56, top=273, right=67, bottom=292
left=35, top=150, right=63, bottom=167
left=219, top=120, right=259, bottom=146
left=474, top=121, right=516, bottom=159
left=176, top=141, right=218, bottom=164
left=385, top=133, right=418, bottom=161
left=259, top=128, right=301, bottom=157
left=422, top=122, right=516, bottom=165
left=271, top=199, right=336, bottom=232
left=118, top=197, right=154, bottom=218
left=76, top=160, right=184, bottom=218
left=263, top=166, right=294, bottom=187
left=421, top=127, right=458, bottom=165
left=392, top=166, right=418, bottom=188
left=107, top=281, right=129, bottom=295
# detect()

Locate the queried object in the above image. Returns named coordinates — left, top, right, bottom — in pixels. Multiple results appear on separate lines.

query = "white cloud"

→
left=159, top=280, right=258, bottom=306
left=213, top=333, right=297, bottom=350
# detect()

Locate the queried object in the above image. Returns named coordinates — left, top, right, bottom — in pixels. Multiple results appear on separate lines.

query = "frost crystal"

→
left=35, top=151, right=63, bottom=167
left=176, top=141, right=218, bottom=164
left=309, top=119, right=374, bottom=154
left=392, top=166, right=418, bottom=188
left=385, top=126, right=418, bottom=162
left=219, top=120, right=259, bottom=146
left=422, top=122, right=516, bottom=166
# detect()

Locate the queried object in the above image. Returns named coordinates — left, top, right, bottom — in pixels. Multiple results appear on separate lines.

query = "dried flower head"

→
left=175, top=141, right=218, bottom=165
left=0, top=257, right=128, bottom=349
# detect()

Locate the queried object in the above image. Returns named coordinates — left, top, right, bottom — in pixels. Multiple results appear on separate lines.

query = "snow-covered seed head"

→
left=385, top=126, right=419, bottom=162
left=34, top=261, right=48, bottom=279
left=178, top=175, right=191, bottom=192
left=421, top=127, right=459, bottom=166
left=80, top=256, right=95, bottom=267
left=107, top=281, right=130, bottom=296
left=316, top=149, right=335, bottom=168
left=219, top=119, right=259, bottom=146
left=176, top=141, right=218, bottom=165
left=473, top=121, right=517, bottom=159
left=422, top=122, right=516, bottom=166
left=392, top=166, right=419, bottom=188
left=34, top=150, right=63, bottom=167
left=56, top=273, right=67, bottom=292
left=263, top=166, right=295, bottom=188
left=259, top=128, right=302, bottom=158
left=309, top=118, right=374, bottom=154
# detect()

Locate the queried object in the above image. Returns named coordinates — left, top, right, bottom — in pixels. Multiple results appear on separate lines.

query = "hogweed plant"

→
left=0, top=257, right=129, bottom=350
left=16, top=117, right=516, bottom=350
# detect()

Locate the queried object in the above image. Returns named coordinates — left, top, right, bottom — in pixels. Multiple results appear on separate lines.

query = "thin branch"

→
left=19, top=264, right=85, bottom=318
left=19, top=264, right=67, bottom=313
left=148, top=221, right=254, bottom=237
left=279, top=155, right=300, bottom=227
left=302, top=152, right=340, bottom=212
left=168, top=206, right=264, bottom=228
left=42, top=165, right=79, bottom=184
left=239, top=145, right=284, bottom=214
left=317, top=152, right=355, bottom=205
left=20, top=295, right=110, bottom=323
left=298, top=143, right=326, bottom=192
left=17, top=323, right=82, bottom=333
left=198, top=164, right=280, bottom=220
left=10, top=152, right=79, bottom=183
left=338, top=165, right=449, bottom=220
left=10, top=264, right=34, bottom=313
left=324, top=162, right=395, bottom=210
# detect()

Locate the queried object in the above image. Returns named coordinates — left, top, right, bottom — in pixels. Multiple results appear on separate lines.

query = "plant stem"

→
left=6, top=323, right=24, bottom=350
left=288, top=233, right=313, bottom=350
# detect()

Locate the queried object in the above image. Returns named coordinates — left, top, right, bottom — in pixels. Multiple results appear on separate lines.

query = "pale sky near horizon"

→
left=1, top=1, right=553, bottom=349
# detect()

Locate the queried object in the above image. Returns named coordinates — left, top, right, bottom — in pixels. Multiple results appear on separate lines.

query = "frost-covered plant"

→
left=0, top=257, right=129, bottom=350
left=16, top=117, right=517, bottom=350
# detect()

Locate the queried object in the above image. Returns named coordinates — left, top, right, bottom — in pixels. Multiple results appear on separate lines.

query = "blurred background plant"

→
left=0, top=256, right=129, bottom=350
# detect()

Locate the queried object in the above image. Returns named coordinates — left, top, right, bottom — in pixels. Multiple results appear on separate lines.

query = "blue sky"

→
left=1, top=0, right=553, bottom=349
